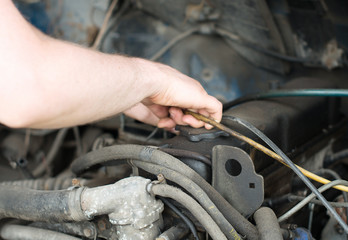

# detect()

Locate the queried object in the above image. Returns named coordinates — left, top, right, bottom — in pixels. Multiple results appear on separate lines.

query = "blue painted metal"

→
left=14, top=1, right=50, bottom=33
left=293, top=228, right=314, bottom=240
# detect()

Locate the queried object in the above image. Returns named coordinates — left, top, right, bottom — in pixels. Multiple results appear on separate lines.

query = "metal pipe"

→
left=0, top=185, right=86, bottom=222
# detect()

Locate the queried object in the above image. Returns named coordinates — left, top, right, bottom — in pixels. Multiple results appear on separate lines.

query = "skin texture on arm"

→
left=0, top=0, right=222, bottom=129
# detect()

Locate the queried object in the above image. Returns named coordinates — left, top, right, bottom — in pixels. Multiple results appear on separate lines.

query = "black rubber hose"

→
left=71, top=144, right=259, bottom=240
left=0, top=185, right=85, bottom=222
left=133, top=160, right=240, bottom=240
left=254, top=207, right=283, bottom=240
left=325, top=149, right=348, bottom=167
left=1, top=224, right=81, bottom=240
left=151, top=184, right=227, bottom=240
left=158, top=197, right=198, bottom=240
left=156, top=223, right=190, bottom=240
left=159, top=148, right=211, bottom=166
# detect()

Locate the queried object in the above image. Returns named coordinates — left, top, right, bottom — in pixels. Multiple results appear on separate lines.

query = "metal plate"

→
left=212, top=145, right=264, bottom=216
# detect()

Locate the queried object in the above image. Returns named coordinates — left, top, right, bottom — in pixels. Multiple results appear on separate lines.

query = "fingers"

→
left=139, top=61, right=223, bottom=129
left=146, top=104, right=169, bottom=118
left=123, top=103, right=160, bottom=126
left=158, top=117, right=176, bottom=129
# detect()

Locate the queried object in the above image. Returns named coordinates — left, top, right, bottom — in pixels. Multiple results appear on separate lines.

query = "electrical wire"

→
left=288, top=195, right=348, bottom=208
left=158, top=196, right=199, bottom=240
left=150, top=27, right=199, bottom=61
left=32, top=128, right=69, bottom=177
left=315, top=169, right=348, bottom=223
left=278, top=179, right=348, bottom=222
left=184, top=110, right=348, bottom=233
left=99, top=0, right=132, bottom=52
left=92, top=0, right=119, bottom=49
left=73, top=127, right=82, bottom=157
left=215, top=27, right=309, bottom=63
left=145, top=127, right=159, bottom=142
left=223, top=89, right=348, bottom=110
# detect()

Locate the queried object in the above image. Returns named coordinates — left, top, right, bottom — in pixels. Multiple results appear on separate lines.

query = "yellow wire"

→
left=184, top=110, right=348, bottom=193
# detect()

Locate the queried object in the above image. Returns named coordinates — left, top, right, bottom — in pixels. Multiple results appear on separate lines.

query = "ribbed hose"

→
left=133, top=160, right=241, bottom=240
left=254, top=207, right=283, bottom=240
left=0, top=178, right=88, bottom=190
left=0, top=185, right=86, bottom=222
left=71, top=144, right=259, bottom=240
left=1, top=224, right=81, bottom=240
left=151, top=184, right=227, bottom=240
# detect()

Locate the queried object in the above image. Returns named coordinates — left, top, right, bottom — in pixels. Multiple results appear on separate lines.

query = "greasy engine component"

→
left=0, top=177, right=164, bottom=240
left=71, top=144, right=258, bottom=240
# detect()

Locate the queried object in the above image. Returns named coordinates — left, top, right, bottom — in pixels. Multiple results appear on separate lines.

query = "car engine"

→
left=1, top=0, right=348, bottom=239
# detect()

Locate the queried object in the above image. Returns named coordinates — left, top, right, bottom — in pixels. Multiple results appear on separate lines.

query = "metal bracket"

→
left=212, top=145, right=264, bottom=216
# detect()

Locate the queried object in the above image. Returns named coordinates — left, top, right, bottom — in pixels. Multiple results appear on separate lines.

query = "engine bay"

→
left=2, top=0, right=348, bottom=239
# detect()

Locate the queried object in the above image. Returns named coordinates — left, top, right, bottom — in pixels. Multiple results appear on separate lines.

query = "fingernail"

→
left=170, top=128, right=179, bottom=135
left=205, top=124, right=213, bottom=130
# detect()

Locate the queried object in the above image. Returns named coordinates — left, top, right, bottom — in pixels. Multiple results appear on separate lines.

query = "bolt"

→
left=98, top=219, right=107, bottom=231
left=335, top=223, right=344, bottom=234
left=83, top=228, right=93, bottom=238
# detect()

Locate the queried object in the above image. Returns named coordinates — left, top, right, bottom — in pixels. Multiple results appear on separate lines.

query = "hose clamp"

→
left=68, top=187, right=89, bottom=221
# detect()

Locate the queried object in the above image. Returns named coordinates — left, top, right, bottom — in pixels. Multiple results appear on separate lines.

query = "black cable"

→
left=158, top=196, right=199, bottom=240
left=222, top=115, right=348, bottom=233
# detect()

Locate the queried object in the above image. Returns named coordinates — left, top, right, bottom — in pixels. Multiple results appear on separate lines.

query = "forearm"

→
left=28, top=40, right=156, bottom=128
left=0, top=1, right=157, bottom=128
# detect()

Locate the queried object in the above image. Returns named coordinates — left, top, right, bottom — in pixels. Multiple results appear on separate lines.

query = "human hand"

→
left=124, top=60, right=222, bottom=130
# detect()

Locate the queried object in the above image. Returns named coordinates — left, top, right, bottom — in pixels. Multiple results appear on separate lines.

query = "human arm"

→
left=0, top=0, right=222, bottom=129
